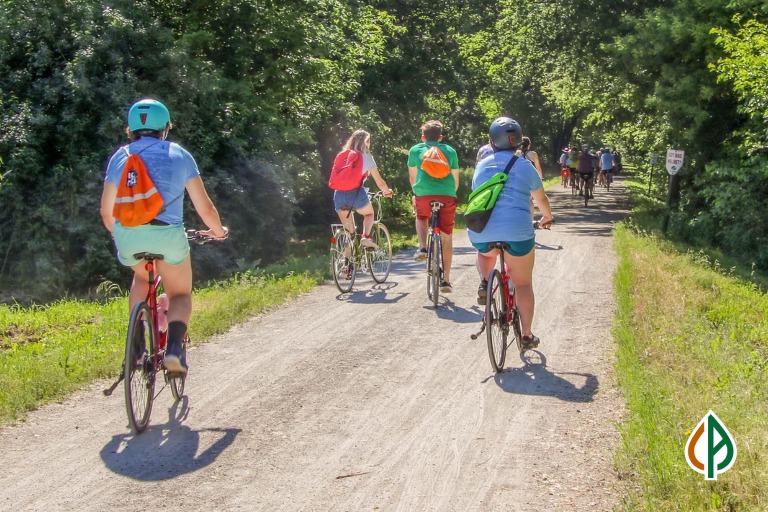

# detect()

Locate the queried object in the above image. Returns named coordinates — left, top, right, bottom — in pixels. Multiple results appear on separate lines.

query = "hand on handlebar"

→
left=198, top=226, right=229, bottom=241
left=534, top=215, right=554, bottom=230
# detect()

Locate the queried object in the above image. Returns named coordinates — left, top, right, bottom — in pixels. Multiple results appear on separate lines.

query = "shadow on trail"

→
left=489, top=351, right=598, bottom=403
left=336, top=281, right=410, bottom=304
left=427, top=301, right=483, bottom=324
left=100, top=396, right=241, bottom=481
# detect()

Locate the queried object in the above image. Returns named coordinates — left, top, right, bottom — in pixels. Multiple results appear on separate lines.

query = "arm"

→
left=452, top=168, right=460, bottom=193
left=185, top=176, right=228, bottom=239
left=531, top=187, right=554, bottom=226
left=530, top=152, right=544, bottom=179
left=100, top=182, right=118, bottom=234
left=368, top=167, right=393, bottom=197
left=408, top=166, right=418, bottom=187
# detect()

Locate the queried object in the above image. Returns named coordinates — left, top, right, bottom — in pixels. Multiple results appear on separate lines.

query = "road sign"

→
left=666, top=149, right=685, bottom=175
left=650, top=152, right=659, bottom=165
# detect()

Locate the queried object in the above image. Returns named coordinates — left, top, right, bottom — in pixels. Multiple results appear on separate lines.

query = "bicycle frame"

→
left=426, top=201, right=444, bottom=307
left=143, top=259, right=166, bottom=366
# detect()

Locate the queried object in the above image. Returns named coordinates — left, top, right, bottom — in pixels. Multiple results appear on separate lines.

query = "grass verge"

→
left=613, top=218, right=767, bottom=509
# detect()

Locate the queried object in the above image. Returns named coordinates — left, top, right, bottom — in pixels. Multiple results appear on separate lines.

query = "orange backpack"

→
left=112, top=147, right=164, bottom=227
left=421, top=145, right=451, bottom=178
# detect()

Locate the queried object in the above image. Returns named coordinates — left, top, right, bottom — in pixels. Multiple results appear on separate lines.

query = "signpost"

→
left=662, top=149, right=685, bottom=233
left=666, top=149, right=684, bottom=175
left=648, top=152, right=659, bottom=195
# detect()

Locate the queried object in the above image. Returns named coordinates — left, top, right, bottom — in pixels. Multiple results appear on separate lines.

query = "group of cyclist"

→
left=101, top=99, right=558, bottom=374
left=333, top=117, right=554, bottom=350
left=560, top=144, right=621, bottom=196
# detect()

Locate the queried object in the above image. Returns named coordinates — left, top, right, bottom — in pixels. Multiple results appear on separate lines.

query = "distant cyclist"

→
left=100, top=99, right=228, bottom=375
left=600, top=147, right=615, bottom=185
left=332, top=130, right=393, bottom=248
left=468, top=117, right=554, bottom=348
left=577, top=145, right=595, bottom=198
left=408, top=120, right=459, bottom=292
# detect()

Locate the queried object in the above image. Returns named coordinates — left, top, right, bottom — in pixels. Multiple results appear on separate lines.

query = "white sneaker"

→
left=361, top=236, right=377, bottom=249
left=413, top=248, right=428, bottom=261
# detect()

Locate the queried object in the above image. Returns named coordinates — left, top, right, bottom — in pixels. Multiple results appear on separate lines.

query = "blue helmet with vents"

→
left=128, top=99, right=171, bottom=132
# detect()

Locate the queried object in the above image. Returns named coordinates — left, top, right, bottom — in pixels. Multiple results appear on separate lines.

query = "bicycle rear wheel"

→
left=124, top=302, right=156, bottom=433
left=606, top=173, right=611, bottom=191
left=427, top=234, right=441, bottom=308
left=367, top=223, right=392, bottom=283
left=486, top=270, right=507, bottom=372
left=168, top=333, right=188, bottom=401
left=331, top=230, right=355, bottom=293
left=584, top=181, right=590, bottom=207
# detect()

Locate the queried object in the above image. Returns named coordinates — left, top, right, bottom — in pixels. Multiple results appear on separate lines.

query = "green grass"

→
left=613, top=192, right=768, bottom=509
left=0, top=220, right=419, bottom=427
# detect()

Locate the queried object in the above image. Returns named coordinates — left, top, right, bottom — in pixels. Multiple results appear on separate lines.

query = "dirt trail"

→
left=0, top=177, right=629, bottom=512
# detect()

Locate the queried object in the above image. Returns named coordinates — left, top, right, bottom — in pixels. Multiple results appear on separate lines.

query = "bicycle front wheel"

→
left=168, top=333, right=188, bottom=401
left=367, top=223, right=392, bottom=283
left=124, top=302, right=156, bottom=433
left=511, top=307, right=524, bottom=354
left=486, top=270, right=508, bottom=372
left=331, top=230, right=355, bottom=293
left=427, top=234, right=441, bottom=308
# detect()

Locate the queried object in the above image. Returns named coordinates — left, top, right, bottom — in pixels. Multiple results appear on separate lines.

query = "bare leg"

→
left=441, top=233, right=453, bottom=282
left=415, top=217, right=428, bottom=249
left=503, top=249, right=536, bottom=336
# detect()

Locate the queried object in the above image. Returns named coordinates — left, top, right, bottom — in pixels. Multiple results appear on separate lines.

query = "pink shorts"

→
left=414, top=196, right=457, bottom=235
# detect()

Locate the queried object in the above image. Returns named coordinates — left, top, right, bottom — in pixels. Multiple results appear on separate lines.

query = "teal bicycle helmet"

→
left=128, top=99, right=171, bottom=132
left=489, top=117, right=522, bottom=150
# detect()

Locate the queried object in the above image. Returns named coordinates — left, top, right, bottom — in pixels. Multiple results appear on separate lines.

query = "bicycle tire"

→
left=486, top=270, right=507, bottom=372
left=427, top=234, right=441, bottom=308
left=367, top=223, right=392, bottom=283
left=511, top=307, right=524, bottom=353
left=606, top=174, right=611, bottom=191
left=124, top=302, right=156, bottom=433
left=331, top=230, right=355, bottom=293
left=584, top=181, right=590, bottom=207
left=167, top=332, right=188, bottom=401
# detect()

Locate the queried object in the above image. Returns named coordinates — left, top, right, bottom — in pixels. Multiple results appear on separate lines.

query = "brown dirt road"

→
left=0, top=176, right=630, bottom=511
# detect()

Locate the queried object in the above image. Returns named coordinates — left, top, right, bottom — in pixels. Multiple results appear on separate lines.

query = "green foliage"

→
left=1, top=0, right=768, bottom=299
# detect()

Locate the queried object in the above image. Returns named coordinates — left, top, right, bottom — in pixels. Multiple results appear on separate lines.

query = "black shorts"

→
left=579, top=172, right=593, bottom=181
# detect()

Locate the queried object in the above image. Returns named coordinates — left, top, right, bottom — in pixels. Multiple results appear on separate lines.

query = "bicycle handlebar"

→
left=187, top=228, right=229, bottom=244
left=533, top=218, right=554, bottom=230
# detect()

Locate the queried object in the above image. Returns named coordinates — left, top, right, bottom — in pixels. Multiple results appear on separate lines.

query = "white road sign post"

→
left=666, top=149, right=684, bottom=175
left=662, top=148, right=685, bottom=233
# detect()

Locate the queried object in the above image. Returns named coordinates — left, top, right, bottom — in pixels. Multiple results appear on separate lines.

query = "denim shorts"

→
left=333, top=187, right=370, bottom=212
left=472, top=238, right=536, bottom=257
left=113, top=223, right=190, bottom=267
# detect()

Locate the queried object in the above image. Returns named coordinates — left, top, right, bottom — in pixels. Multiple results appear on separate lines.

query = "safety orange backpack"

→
left=112, top=147, right=164, bottom=227
left=421, top=145, right=451, bottom=178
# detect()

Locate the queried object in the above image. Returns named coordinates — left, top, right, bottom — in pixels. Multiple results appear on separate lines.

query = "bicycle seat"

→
left=133, top=252, right=165, bottom=261
left=486, top=242, right=511, bottom=251
left=429, top=200, right=445, bottom=210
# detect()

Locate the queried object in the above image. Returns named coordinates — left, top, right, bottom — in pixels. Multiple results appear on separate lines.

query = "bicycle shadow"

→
left=100, top=396, right=241, bottom=481
left=429, top=302, right=483, bottom=324
left=336, top=281, right=409, bottom=304
left=489, top=352, right=598, bottom=403
left=534, top=242, right=564, bottom=251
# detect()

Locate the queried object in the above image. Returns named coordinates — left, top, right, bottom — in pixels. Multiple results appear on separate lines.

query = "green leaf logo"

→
left=685, top=410, right=737, bottom=480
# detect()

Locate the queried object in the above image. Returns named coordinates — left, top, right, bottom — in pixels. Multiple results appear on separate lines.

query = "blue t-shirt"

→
left=104, top=137, right=200, bottom=226
left=600, top=152, right=614, bottom=170
left=468, top=151, right=543, bottom=243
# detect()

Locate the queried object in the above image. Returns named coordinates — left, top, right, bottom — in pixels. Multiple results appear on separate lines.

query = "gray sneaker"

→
left=440, top=280, right=452, bottom=293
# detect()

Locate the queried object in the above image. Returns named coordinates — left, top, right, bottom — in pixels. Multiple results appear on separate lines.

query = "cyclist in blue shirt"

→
left=100, top=99, right=228, bottom=374
left=469, top=117, right=554, bottom=349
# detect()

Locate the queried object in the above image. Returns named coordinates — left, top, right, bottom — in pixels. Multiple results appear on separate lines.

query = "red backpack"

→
left=328, top=150, right=365, bottom=191
left=112, top=147, right=164, bottom=227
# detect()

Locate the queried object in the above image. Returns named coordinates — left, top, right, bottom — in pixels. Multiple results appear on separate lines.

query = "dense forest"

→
left=0, top=0, right=766, bottom=301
